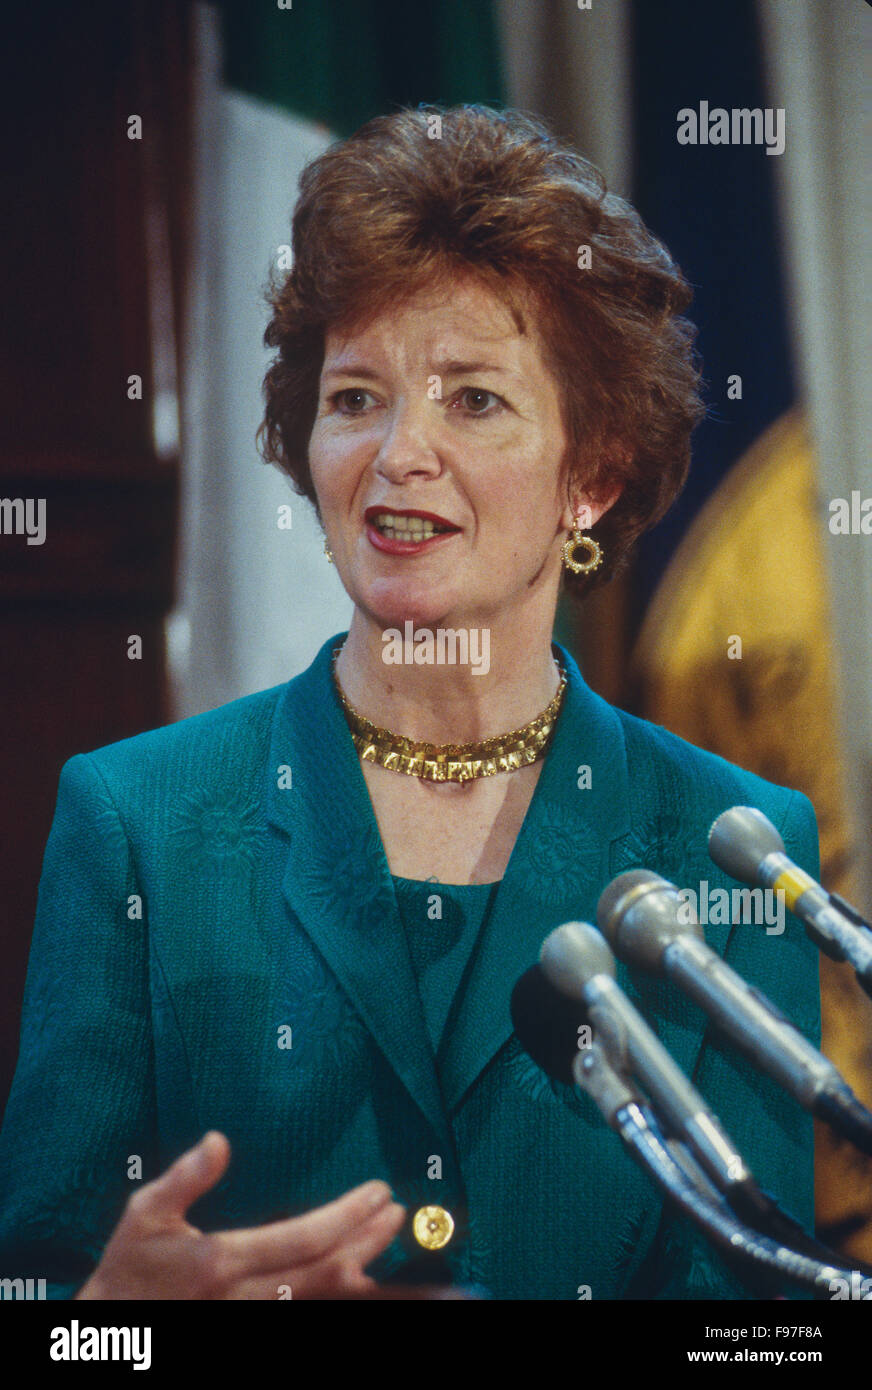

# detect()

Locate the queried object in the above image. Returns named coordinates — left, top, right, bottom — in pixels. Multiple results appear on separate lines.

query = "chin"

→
left=357, top=577, right=463, bottom=632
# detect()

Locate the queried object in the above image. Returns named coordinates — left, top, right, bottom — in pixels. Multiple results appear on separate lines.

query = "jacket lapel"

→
left=265, top=635, right=452, bottom=1144
left=438, top=643, right=632, bottom=1111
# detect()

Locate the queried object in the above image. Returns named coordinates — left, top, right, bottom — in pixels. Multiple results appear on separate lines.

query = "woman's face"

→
left=308, top=275, right=614, bottom=633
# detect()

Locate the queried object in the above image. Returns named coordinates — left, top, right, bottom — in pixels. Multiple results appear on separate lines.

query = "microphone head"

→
left=539, top=922, right=615, bottom=1001
left=597, top=870, right=702, bottom=969
left=596, top=869, right=671, bottom=935
left=509, top=963, right=588, bottom=1085
left=708, top=806, right=785, bottom=883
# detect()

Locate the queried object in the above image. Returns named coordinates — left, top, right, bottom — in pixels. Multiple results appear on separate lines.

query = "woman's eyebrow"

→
left=323, top=359, right=519, bottom=380
left=434, top=358, right=519, bottom=378
left=321, top=363, right=382, bottom=382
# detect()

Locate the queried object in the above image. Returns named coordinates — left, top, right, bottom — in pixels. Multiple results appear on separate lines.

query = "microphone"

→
left=536, top=922, right=767, bottom=1212
left=509, top=964, right=858, bottom=1296
left=510, top=964, right=760, bottom=1197
left=510, top=965, right=661, bottom=1133
left=597, top=870, right=872, bottom=1156
left=708, top=806, right=872, bottom=997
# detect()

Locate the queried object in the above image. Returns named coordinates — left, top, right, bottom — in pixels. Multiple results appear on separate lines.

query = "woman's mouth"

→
left=364, top=509, right=460, bottom=553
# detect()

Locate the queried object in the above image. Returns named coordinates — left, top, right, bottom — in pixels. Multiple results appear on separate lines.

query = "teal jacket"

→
left=0, top=635, right=820, bottom=1299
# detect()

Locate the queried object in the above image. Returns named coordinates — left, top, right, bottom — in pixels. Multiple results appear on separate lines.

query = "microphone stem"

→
left=828, top=891, right=872, bottom=937
left=815, top=1088, right=872, bottom=1158
left=613, top=1103, right=851, bottom=1297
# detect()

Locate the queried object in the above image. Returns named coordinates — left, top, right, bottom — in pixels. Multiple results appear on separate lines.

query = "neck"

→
left=334, top=604, right=563, bottom=744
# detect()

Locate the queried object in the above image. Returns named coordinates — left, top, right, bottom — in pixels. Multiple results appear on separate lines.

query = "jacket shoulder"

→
left=611, top=705, right=819, bottom=872
left=63, top=683, right=289, bottom=805
left=615, top=703, right=799, bottom=806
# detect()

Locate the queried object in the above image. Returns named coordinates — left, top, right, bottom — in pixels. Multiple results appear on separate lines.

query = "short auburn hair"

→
left=259, top=104, right=705, bottom=592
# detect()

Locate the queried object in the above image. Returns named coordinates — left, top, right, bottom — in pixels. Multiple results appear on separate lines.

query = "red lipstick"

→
left=363, top=505, right=461, bottom=556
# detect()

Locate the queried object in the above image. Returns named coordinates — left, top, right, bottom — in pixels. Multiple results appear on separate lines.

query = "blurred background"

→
left=1, top=0, right=869, bottom=1258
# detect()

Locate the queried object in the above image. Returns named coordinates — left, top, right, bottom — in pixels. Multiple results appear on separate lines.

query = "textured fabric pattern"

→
left=0, top=634, right=821, bottom=1299
left=393, top=876, right=496, bottom=1054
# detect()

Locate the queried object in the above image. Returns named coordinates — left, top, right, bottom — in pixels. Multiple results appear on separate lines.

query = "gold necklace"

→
left=332, top=645, right=567, bottom=783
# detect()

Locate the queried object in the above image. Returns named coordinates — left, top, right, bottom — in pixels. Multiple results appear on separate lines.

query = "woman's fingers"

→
left=79, top=1144, right=408, bottom=1300
left=132, top=1131, right=231, bottom=1227
left=216, top=1178, right=397, bottom=1275
left=226, top=1202, right=405, bottom=1299
left=329, top=1198, right=406, bottom=1271
left=229, top=1263, right=378, bottom=1300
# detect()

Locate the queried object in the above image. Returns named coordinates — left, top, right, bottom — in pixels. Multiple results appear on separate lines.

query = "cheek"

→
left=476, top=450, right=562, bottom=527
left=308, top=428, right=363, bottom=505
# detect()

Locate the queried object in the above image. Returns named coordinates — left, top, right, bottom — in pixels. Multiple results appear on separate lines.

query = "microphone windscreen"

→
left=596, top=869, right=663, bottom=939
left=708, top=806, right=785, bottom=882
left=510, top=964, right=587, bottom=1086
left=540, top=921, right=615, bottom=999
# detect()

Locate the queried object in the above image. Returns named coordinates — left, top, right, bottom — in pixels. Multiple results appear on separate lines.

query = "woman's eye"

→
left=455, top=386, right=503, bottom=415
left=332, top=388, right=373, bottom=413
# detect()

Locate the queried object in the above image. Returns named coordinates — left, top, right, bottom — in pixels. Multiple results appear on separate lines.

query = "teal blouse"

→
left=392, top=877, right=499, bottom=1056
left=0, top=633, right=822, bottom=1299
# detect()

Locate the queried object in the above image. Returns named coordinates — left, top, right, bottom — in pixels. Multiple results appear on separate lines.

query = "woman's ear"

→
left=561, top=484, right=623, bottom=532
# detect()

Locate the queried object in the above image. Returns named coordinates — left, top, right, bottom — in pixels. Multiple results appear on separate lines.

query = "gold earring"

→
left=324, top=539, right=334, bottom=564
left=562, top=520, right=603, bottom=575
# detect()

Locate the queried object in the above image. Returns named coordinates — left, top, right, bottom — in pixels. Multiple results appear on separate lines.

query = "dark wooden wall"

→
left=0, top=2, right=193, bottom=1110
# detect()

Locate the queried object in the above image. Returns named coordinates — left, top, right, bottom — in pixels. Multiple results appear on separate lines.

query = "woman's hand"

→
left=75, top=1131, right=406, bottom=1299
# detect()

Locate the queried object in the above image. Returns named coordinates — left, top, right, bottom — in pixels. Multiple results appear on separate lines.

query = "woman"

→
left=0, top=105, right=820, bottom=1300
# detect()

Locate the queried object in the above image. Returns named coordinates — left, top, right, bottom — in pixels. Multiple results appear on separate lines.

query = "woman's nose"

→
left=373, top=401, right=442, bottom=483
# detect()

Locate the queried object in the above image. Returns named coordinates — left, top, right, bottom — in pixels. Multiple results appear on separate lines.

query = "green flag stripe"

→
left=218, top=0, right=506, bottom=135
